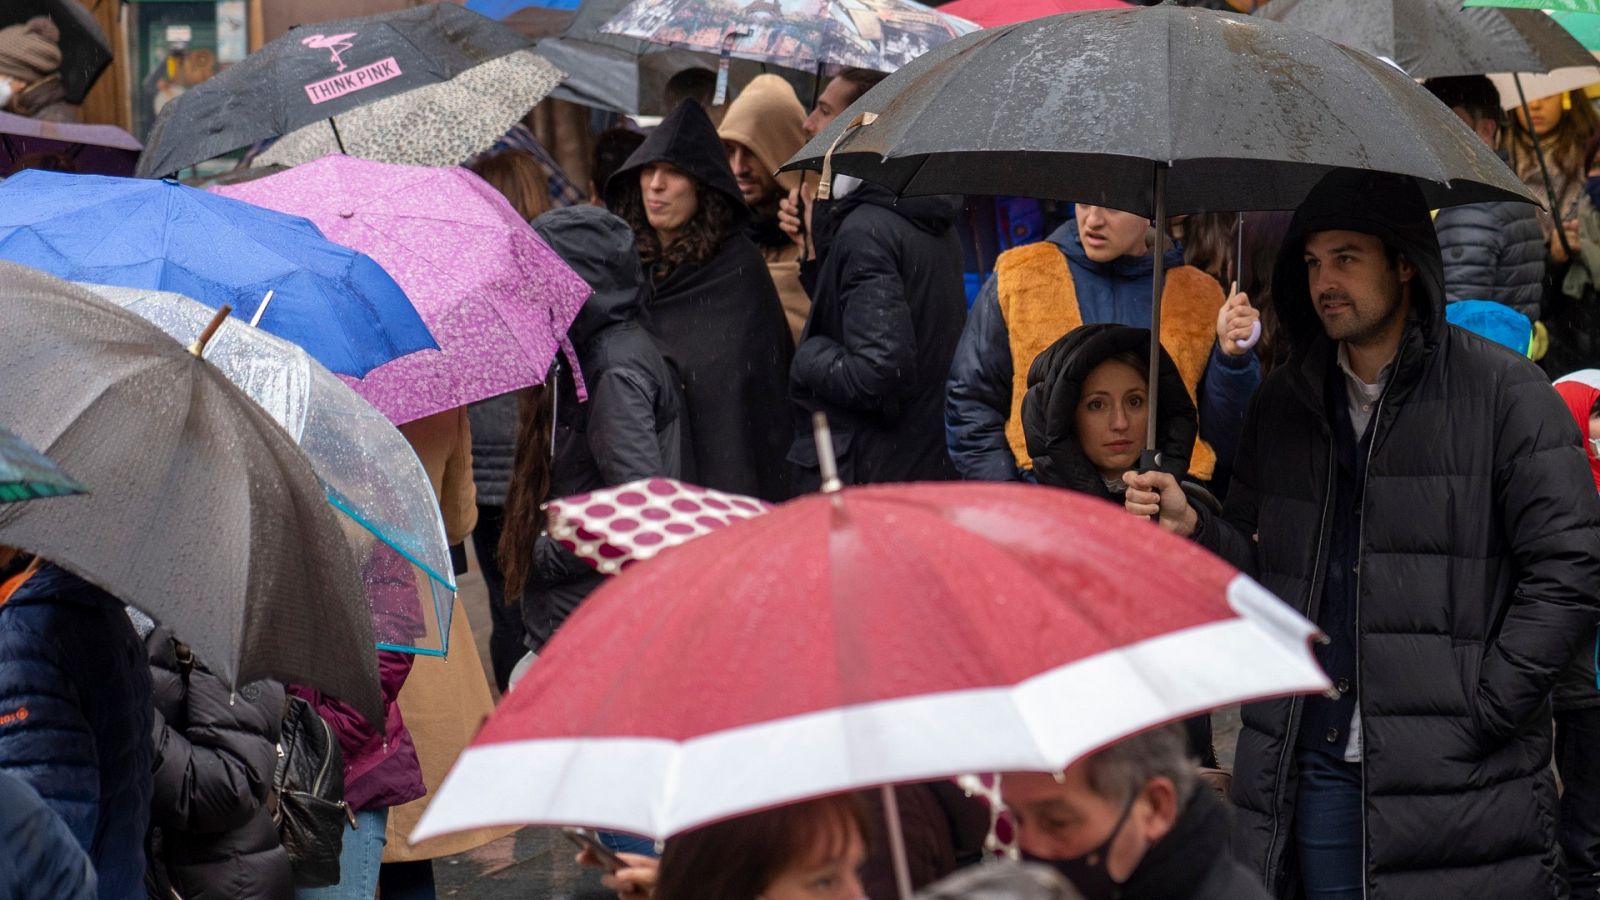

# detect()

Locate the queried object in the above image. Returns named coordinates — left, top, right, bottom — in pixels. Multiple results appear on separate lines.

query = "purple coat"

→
left=289, top=651, right=423, bottom=812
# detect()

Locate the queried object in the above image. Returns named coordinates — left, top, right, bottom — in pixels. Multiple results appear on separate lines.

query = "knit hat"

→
left=0, top=16, right=62, bottom=83
left=717, top=74, right=808, bottom=193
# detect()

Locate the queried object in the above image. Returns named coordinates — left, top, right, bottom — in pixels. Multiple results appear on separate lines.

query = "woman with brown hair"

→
left=463, top=149, right=555, bottom=690
left=606, top=100, right=794, bottom=502
left=467, top=150, right=553, bottom=223
left=587, top=794, right=872, bottom=900
left=1503, top=88, right=1600, bottom=263
left=500, top=205, right=685, bottom=655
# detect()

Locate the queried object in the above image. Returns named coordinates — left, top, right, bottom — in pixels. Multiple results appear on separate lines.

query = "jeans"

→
left=1294, top=750, right=1364, bottom=900
left=1558, top=707, right=1600, bottom=897
left=296, top=807, right=388, bottom=900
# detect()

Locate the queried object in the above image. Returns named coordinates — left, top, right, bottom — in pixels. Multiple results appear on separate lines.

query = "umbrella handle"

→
left=811, top=412, right=843, bottom=495
left=817, top=112, right=878, bottom=201
left=188, top=305, right=233, bottom=358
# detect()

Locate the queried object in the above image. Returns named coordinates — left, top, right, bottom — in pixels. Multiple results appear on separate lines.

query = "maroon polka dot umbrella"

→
left=414, top=479, right=1331, bottom=869
left=547, top=478, right=771, bottom=575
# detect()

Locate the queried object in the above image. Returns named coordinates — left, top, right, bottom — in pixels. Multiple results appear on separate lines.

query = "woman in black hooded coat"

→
left=606, top=100, right=794, bottom=502
left=1021, top=323, right=1217, bottom=767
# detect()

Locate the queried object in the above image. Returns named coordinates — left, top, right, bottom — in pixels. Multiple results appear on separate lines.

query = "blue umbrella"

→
left=0, top=170, right=437, bottom=377
left=466, top=0, right=581, bottom=16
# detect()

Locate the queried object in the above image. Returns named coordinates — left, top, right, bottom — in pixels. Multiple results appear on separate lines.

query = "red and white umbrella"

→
left=413, top=481, right=1328, bottom=847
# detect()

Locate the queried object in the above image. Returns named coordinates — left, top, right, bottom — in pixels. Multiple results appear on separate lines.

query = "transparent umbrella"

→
left=84, top=283, right=457, bottom=656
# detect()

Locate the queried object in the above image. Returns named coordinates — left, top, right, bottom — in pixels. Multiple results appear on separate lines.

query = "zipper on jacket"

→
left=1351, top=343, right=1400, bottom=900
left=1264, top=428, right=1338, bottom=885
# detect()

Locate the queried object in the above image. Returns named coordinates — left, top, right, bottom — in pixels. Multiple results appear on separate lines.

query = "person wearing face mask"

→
left=0, top=17, right=76, bottom=123
left=718, top=74, right=812, bottom=344
left=606, top=99, right=794, bottom=502
left=1002, top=724, right=1269, bottom=900
left=1552, top=370, right=1600, bottom=899
left=946, top=205, right=1259, bottom=485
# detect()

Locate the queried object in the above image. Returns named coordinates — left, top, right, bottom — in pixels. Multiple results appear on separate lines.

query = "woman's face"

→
left=1517, top=93, right=1566, bottom=138
left=1074, top=359, right=1149, bottom=478
left=759, top=824, right=868, bottom=900
left=1588, top=413, right=1600, bottom=446
left=640, top=162, right=698, bottom=238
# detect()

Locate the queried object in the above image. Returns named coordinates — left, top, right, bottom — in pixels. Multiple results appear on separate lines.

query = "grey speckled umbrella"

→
left=1258, top=0, right=1595, bottom=79
left=0, top=262, right=382, bottom=727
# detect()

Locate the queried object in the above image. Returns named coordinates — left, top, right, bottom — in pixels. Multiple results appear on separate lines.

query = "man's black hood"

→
left=1021, top=323, right=1194, bottom=499
left=1271, top=169, right=1447, bottom=353
left=532, top=205, right=644, bottom=349
left=603, top=100, right=748, bottom=227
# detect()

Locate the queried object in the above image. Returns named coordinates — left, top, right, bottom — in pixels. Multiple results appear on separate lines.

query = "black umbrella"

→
left=783, top=5, right=1534, bottom=458
left=0, top=262, right=383, bottom=727
left=136, top=3, right=532, bottom=178
left=1258, top=0, right=1594, bottom=79
left=0, top=0, right=112, bottom=104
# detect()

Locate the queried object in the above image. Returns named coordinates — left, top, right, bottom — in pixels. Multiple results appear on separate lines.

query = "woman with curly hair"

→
left=607, top=100, right=795, bottom=501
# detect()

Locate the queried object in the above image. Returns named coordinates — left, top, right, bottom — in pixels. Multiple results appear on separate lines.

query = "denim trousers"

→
left=295, top=807, right=388, bottom=900
left=1294, top=749, right=1364, bottom=900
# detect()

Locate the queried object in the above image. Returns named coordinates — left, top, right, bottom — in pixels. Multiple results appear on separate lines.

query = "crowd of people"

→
left=1, top=6, right=1600, bottom=900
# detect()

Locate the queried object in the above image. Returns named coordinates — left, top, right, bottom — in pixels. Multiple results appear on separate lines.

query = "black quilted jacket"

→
left=1197, top=171, right=1600, bottom=899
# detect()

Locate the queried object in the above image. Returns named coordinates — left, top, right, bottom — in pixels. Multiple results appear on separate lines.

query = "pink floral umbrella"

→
left=216, top=153, right=590, bottom=425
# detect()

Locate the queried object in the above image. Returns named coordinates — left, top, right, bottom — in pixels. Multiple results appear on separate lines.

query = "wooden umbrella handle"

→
left=188, top=304, right=233, bottom=358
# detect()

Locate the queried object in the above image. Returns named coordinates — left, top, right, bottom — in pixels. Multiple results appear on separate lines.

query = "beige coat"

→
left=383, top=409, right=515, bottom=861
left=719, top=75, right=814, bottom=344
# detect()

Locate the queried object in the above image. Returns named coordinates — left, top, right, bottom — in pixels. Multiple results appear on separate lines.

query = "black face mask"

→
left=1021, top=793, right=1138, bottom=900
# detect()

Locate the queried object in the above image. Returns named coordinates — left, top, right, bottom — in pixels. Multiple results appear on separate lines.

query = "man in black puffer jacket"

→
left=138, top=614, right=291, bottom=900
left=1125, top=169, right=1600, bottom=899
left=787, top=179, right=967, bottom=488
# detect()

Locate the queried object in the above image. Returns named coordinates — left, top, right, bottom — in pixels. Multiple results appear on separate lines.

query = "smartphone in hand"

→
left=564, top=827, right=626, bottom=874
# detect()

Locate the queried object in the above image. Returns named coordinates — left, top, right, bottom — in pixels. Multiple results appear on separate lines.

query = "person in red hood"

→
left=1553, top=370, right=1600, bottom=898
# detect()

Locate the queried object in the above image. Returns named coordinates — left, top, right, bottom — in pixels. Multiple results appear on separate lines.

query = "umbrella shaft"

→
left=1147, top=166, right=1168, bottom=453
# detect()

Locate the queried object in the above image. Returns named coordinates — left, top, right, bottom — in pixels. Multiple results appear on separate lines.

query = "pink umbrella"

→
left=216, top=153, right=590, bottom=425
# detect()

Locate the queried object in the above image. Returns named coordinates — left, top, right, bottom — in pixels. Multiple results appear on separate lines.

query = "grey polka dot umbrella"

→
left=255, top=51, right=565, bottom=169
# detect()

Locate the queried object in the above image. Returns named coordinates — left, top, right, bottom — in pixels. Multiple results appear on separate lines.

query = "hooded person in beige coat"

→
left=718, top=74, right=811, bottom=343
left=381, top=408, right=515, bottom=882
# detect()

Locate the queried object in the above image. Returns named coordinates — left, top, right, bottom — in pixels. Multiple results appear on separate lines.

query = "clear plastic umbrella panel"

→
left=86, top=284, right=457, bottom=656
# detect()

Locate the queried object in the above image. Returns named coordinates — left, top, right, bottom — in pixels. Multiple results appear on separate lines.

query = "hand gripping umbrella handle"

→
left=817, top=112, right=878, bottom=201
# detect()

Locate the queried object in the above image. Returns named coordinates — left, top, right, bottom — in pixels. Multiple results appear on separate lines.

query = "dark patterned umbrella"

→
left=136, top=3, right=532, bottom=178
left=0, top=262, right=382, bottom=726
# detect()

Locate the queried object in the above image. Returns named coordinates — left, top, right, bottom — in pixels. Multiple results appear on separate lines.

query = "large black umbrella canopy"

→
left=0, top=262, right=382, bottom=728
left=1259, top=0, right=1595, bottom=79
left=136, top=3, right=531, bottom=178
left=783, top=5, right=1535, bottom=217
left=0, top=0, right=112, bottom=104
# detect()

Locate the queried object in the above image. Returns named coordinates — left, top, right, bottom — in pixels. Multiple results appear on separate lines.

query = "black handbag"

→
left=272, top=695, right=356, bottom=888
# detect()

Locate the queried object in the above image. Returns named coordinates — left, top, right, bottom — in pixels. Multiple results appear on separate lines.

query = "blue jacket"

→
left=945, top=221, right=1260, bottom=481
left=0, top=770, right=96, bottom=900
left=0, top=565, right=153, bottom=900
